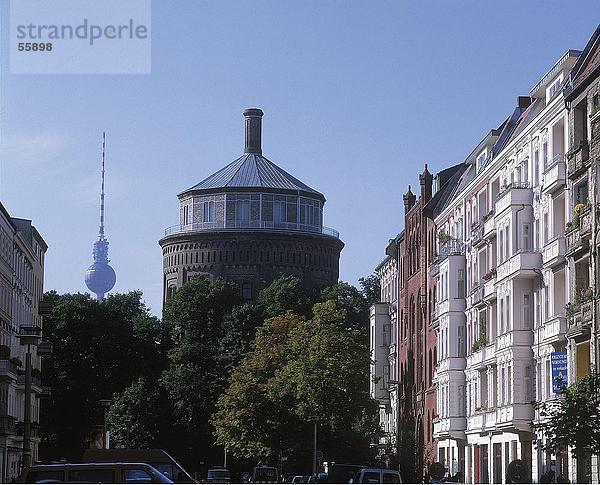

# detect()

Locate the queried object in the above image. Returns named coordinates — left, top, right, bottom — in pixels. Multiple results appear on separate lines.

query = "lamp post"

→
left=99, top=399, right=112, bottom=449
left=18, top=325, right=41, bottom=469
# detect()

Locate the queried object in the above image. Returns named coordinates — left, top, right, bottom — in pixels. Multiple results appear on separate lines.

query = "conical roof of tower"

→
left=180, top=153, right=325, bottom=202
left=179, top=108, right=326, bottom=203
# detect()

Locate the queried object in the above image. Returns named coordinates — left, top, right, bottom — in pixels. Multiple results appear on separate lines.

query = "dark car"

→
left=322, top=464, right=367, bottom=484
left=252, top=466, right=278, bottom=483
left=19, top=462, right=173, bottom=484
left=82, top=449, right=196, bottom=483
left=207, top=467, right=231, bottom=483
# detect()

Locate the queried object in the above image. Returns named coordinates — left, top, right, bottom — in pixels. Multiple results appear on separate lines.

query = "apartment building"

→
left=0, top=204, right=48, bottom=482
left=562, top=25, right=600, bottom=483
left=431, top=50, right=581, bottom=483
left=370, top=234, right=401, bottom=460
left=370, top=164, right=465, bottom=478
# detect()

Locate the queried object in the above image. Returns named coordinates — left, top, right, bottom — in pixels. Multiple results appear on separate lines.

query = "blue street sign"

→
left=551, top=351, right=568, bottom=394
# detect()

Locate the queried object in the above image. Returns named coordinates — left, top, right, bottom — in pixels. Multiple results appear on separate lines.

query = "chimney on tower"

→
left=244, top=108, right=263, bottom=154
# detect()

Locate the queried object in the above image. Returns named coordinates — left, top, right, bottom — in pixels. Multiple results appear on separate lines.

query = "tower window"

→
left=241, top=282, right=253, bottom=300
left=203, top=201, right=215, bottom=222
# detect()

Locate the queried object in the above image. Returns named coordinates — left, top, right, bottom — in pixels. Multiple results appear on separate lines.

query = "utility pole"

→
left=313, top=421, right=317, bottom=476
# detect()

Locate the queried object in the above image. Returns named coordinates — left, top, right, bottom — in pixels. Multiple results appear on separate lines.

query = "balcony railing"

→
left=0, top=415, right=16, bottom=435
left=543, top=236, right=566, bottom=268
left=471, top=224, right=484, bottom=247
left=495, top=182, right=533, bottom=215
left=496, top=181, right=531, bottom=200
left=437, top=239, right=465, bottom=262
left=566, top=140, right=590, bottom=179
left=164, top=221, right=340, bottom=239
left=542, top=154, right=566, bottom=193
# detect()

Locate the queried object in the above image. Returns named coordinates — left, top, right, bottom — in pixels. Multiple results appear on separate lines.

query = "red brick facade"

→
left=396, top=165, right=437, bottom=480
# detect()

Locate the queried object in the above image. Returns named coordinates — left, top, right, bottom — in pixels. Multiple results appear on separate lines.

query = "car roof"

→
left=359, top=468, right=400, bottom=473
left=82, top=449, right=174, bottom=462
left=27, top=462, right=154, bottom=468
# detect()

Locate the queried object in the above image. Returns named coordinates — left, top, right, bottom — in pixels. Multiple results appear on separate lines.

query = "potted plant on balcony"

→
left=438, top=229, right=451, bottom=244
left=471, top=323, right=487, bottom=353
left=482, top=268, right=497, bottom=281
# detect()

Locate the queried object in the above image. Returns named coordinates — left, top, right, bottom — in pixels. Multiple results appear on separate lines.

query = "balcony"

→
left=0, top=415, right=16, bottom=435
left=495, top=404, right=534, bottom=431
left=495, top=182, right=533, bottom=215
left=537, top=315, right=567, bottom=345
left=433, top=416, right=467, bottom=440
left=437, top=239, right=465, bottom=262
left=496, top=250, right=542, bottom=281
left=566, top=225, right=590, bottom=259
left=435, top=297, right=466, bottom=319
left=543, top=236, right=566, bottom=268
left=483, top=278, right=496, bottom=302
left=483, top=211, right=496, bottom=238
left=0, top=359, right=18, bottom=380
left=467, top=343, right=496, bottom=369
left=471, top=223, right=485, bottom=248
left=467, top=410, right=497, bottom=433
left=468, top=285, right=484, bottom=308
left=566, top=299, right=593, bottom=342
left=542, top=154, right=566, bottom=194
left=164, top=221, right=341, bottom=239
left=430, top=261, right=440, bottom=277
left=566, top=140, right=590, bottom=179
left=436, top=357, right=467, bottom=376
left=496, top=330, right=533, bottom=351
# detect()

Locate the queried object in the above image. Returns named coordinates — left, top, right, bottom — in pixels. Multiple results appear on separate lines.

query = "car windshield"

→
left=255, top=468, right=277, bottom=480
left=209, top=470, right=230, bottom=478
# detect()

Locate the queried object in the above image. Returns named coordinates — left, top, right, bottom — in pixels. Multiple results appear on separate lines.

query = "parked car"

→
left=321, top=464, right=366, bottom=483
left=291, top=476, right=310, bottom=484
left=19, top=462, right=173, bottom=484
left=82, top=448, right=196, bottom=483
left=251, top=465, right=278, bottom=483
left=351, top=468, right=402, bottom=484
left=207, top=467, right=231, bottom=483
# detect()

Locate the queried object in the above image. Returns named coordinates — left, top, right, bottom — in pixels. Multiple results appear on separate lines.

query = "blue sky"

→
left=0, top=1, right=598, bottom=315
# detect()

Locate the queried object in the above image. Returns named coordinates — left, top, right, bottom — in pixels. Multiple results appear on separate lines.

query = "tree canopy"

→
left=534, top=372, right=600, bottom=463
left=212, top=300, right=380, bottom=471
left=40, top=291, right=163, bottom=461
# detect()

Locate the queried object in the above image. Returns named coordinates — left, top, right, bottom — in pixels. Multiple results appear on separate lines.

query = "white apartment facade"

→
left=370, top=237, right=400, bottom=460
left=0, top=206, right=48, bottom=482
left=432, top=50, right=580, bottom=483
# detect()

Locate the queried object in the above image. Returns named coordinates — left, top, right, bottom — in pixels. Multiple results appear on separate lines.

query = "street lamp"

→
left=308, top=416, right=319, bottom=476
left=99, top=399, right=112, bottom=449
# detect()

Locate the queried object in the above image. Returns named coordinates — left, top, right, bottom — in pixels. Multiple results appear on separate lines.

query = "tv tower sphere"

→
left=85, top=132, right=117, bottom=300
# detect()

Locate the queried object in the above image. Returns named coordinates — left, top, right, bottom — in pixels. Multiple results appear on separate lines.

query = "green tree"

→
left=320, top=282, right=370, bottom=335
left=534, top=372, right=600, bottom=483
left=212, top=301, right=380, bottom=470
left=257, top=276, right=315, bottom=319
left=159, top=277, right=258, bottom=467
left=40, top=291, right=163, bottom=461
left=359, top=273, right=381, bottom=306
left=106, top=377, right=161, bottom=448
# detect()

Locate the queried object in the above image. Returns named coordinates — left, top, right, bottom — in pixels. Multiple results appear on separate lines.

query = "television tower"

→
left=85, top=132, right=116, bottom=300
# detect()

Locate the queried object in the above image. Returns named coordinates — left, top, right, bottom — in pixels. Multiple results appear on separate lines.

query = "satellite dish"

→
left=429, top=462, right=445, bottom=480
left=507, top=459, right=529, bottom=484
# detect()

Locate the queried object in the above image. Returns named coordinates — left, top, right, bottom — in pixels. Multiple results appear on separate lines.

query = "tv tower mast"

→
left=85, top=132, right=116, bottom=300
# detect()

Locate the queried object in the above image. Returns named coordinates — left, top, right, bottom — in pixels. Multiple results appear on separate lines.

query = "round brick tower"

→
left=159, top=108, right=344, bottom=302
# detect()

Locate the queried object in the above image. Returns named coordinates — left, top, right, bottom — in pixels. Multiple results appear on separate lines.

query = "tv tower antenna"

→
left=85, top=132, right=117, bottom=300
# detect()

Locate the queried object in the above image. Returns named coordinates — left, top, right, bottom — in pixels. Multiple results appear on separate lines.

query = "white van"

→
left=351, top=468, right=402, bottom=484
